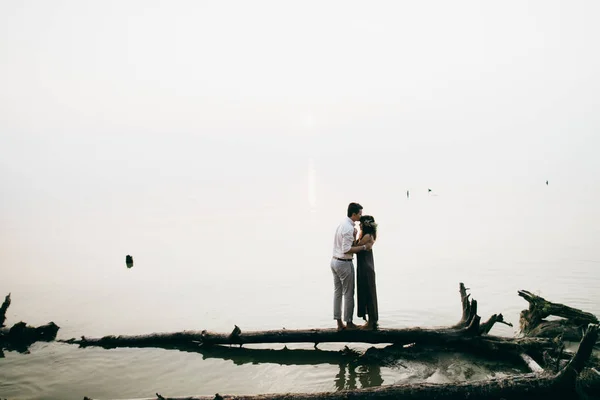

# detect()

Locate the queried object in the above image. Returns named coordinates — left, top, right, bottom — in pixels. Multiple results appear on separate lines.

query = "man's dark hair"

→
left=347, top=202, right=363, bottom=217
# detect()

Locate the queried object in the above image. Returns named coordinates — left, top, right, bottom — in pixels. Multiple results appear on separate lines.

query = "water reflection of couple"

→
left=331, top=202, right=378, bottom=331
left=335, top=362, right=383, bottom=391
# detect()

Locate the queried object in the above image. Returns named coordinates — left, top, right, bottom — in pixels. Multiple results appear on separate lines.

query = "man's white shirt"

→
left=332, top=217, right=355, bottom=260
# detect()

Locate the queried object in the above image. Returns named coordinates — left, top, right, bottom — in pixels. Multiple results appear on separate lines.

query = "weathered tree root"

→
left=0, top=293, right=60, bottom=355
left=454, top=283, right=513, bottom=335
left=519, top=290, right=598, bottom=341
left=83, top=325, right=599, bottom=400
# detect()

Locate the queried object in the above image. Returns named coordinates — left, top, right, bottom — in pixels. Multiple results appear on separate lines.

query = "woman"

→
left=355, top=215, right=378, bottom=330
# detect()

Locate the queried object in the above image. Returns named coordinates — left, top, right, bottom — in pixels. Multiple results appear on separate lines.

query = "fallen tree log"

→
left=83, top=324, right=599, bottom=400
left=519, top=290, right=598, bottom=341
left=69, top=283, right=599, bottom=399
left=63, top=283, right=555, bottom=360
left=63, top=325, right=554, bottom=357
left=0, top=293, right=60, bottom=355
left=61, top=333, right=527, bottom=375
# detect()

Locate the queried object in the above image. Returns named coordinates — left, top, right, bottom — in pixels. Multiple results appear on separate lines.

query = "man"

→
left=331, top=202, right=372, bottom=330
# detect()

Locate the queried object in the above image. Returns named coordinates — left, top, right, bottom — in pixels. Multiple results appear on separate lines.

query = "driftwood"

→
left=0, top=293, right=10, bottom=328
left=71, top=282, right=592, bottom=400
left=0, top=293, right=60, bottom=355
left=519, top=352, right=544, bottom=374
left=63, top=326, right=555, bottom=357
left=1, top=282, right=591, bottom=399
left=516, top=289, right=600, bottom=397
left=64, top=283, right=555, bottom=361
left=63, top=283, right=573, bottom=382
left=82, top=324, right=600, bottom=400
left=2, top=280, right=598, bottom=400
left=519, top=290, right=599, bottom=341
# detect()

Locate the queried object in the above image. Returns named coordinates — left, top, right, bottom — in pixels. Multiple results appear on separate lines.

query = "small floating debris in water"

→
left=126, top=255, right=133, bottom=268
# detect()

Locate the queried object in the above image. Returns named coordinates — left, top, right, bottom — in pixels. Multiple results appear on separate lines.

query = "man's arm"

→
left=345, top=243, right=371, bottom=254
left=342, top=227, right=372, bottom=254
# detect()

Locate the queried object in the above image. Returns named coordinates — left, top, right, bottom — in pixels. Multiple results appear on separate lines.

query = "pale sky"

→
left=1, top=0, right=599, bottom=220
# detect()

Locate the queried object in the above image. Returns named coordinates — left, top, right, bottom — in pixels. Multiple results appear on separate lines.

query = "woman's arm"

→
left=343, top=226, right=371, bottom=254
left=356, top=234, right=374, bottom=247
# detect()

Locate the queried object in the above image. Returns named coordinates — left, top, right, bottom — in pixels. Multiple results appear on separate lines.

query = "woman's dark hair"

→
left=360, top=215, right=377, bottom=240
left=347, top=202, right=363, bottom=218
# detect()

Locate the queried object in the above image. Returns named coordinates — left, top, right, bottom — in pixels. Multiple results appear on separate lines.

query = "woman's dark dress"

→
left=356, top=248, right=378, bottom=323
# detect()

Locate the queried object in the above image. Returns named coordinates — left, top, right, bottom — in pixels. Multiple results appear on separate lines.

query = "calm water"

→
left=2, top=1, right=600, bottom=398
left=1, top=153, right=599, bottom=399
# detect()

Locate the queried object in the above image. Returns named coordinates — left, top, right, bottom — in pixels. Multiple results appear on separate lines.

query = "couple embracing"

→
left=330, top=202, right=379, bottom=331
